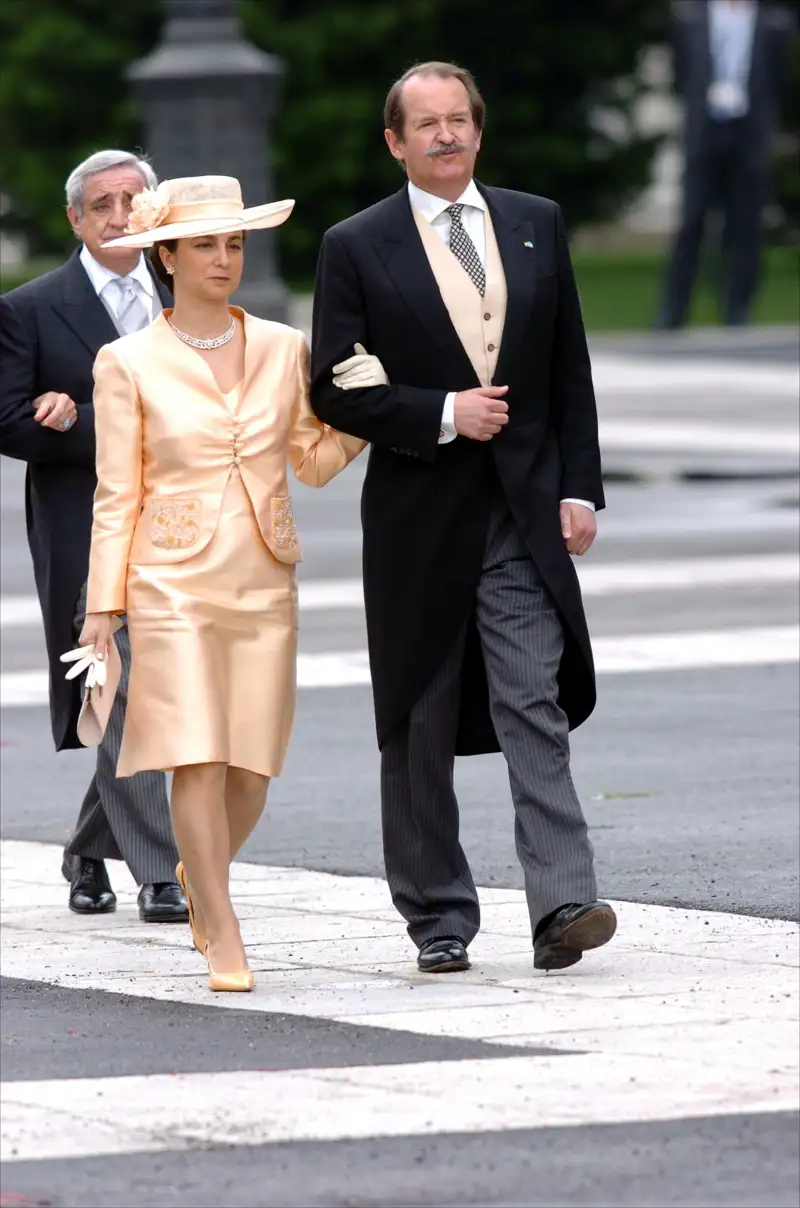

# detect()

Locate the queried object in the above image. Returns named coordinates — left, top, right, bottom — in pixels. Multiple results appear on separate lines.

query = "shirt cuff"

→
left=560, top=498, right=596, bottom=513
left=438, top=392, right=457, bottom=444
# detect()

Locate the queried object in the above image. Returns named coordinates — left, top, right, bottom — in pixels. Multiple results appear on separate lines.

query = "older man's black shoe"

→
left=417, top=937, right=471, bottom=973
left=534, top=901, right=617, bottom=971
left=138, top=882, right=189, bottom=923
left=63, top=856, right=117, bottom=915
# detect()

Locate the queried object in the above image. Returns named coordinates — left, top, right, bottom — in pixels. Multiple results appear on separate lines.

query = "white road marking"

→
left=1, top=839, right=797, bottom=1163
left=591, top=355, right=800, bottom=398
left=289, top=626, right=800, bottom=688
left=598, top=420, right=799, bottom=456
left=4, top=1053, right=795, bottom=1163
left=2, top=552, right=798, bottom=628
left=1, top=625, right=797, bottom=705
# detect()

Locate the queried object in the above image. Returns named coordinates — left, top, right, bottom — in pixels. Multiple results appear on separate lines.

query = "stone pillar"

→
left=128, top=0, right=289, bottom=320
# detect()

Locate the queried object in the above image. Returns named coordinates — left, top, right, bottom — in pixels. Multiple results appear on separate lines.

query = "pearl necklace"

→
left=168, top=316, right=235, bottom=350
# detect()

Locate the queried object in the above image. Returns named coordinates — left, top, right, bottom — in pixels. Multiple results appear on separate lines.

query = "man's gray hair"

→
left=65, top=150, right=157, bottom=215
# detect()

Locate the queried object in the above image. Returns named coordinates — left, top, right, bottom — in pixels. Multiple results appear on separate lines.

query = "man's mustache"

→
left=427, top=143, right=468, bottom=158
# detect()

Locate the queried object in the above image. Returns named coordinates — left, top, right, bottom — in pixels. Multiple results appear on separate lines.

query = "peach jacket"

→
left=86, top=308, right=365, bottom=614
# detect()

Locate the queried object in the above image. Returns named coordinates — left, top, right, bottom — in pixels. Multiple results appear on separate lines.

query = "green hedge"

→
left=573, top=245, right=800, bottom=330
left=3, top=247, right=796, bottom=330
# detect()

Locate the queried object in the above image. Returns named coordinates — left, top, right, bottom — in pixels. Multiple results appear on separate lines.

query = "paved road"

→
left=1, top=329, right=798, bottom=1207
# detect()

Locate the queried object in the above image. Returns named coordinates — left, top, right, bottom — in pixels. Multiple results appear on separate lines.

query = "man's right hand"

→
left=32, top=392, right=78, bottom=431
left=453, top=386, right=509, bottom=442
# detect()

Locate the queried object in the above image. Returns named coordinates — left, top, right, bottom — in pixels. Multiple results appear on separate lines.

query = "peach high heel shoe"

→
left=175, top=861, right=207, bottom=955
left=204, top=945, right=255, bottom=993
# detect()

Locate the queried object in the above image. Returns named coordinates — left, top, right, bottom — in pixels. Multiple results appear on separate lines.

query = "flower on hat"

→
left=125, top=181, right=171, bottom=235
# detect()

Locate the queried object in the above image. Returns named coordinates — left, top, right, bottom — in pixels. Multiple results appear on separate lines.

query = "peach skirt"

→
left=118, top=468, right=298, bottom=779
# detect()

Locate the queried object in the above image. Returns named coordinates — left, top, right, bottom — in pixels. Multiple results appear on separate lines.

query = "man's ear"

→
left=384, top=128, right=406, bottom=165
left=66, top=205, right=82, bottom=239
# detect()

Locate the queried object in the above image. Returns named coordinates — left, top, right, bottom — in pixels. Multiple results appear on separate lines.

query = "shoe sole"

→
left=534, top=904, right=617, bottom=971
left=139, top=911, right=191, bottom=924
left=418, top=957, right=471, bottom=974
left=68, top=900, right=116, bottom=915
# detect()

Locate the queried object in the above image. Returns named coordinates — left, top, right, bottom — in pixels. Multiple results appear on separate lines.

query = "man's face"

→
left=67, top=166, right=148, bottom=265
left=385, top=74, right=481, bottom=197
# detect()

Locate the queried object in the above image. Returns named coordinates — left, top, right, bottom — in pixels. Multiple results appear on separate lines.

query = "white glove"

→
left=332, top=343, right=389, bottom=390
left=60, top=643, right=108, bottom=689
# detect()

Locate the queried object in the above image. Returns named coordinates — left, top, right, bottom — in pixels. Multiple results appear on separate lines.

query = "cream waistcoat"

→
left=410, top=203, right=507, bottom=386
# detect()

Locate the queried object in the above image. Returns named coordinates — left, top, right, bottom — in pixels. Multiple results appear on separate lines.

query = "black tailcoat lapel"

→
left=51, top=249, right=120, bottom=357
left=372, top=188, right=479, bottom=386
left=50, top=249, right=172, bottom=357
left=479, top=184, right=540, bottom=389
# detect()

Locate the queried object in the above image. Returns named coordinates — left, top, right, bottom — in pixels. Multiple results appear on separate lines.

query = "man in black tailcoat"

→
left=311, top=63, right=616, bottom=974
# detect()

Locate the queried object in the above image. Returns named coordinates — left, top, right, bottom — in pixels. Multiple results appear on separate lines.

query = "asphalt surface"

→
left=1, top=324, right=798, bottom=1207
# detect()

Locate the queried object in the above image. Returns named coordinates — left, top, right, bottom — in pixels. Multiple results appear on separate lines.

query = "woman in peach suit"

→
left=79, top=176, right=366, bottom=992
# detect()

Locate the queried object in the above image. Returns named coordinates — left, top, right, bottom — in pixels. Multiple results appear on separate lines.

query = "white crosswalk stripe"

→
left=1, top=625, right=798, bottom=704
left=2, top=554, right=797, bottom=627
left=2, top=552, right=797, bottom=705
left=1, top=839, right=797, bottom=1163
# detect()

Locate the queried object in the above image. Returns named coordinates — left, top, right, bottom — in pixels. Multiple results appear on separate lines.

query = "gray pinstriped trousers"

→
left=64, top=583, right=178, bottom=885
left=381, top=496, right=597, bottom=948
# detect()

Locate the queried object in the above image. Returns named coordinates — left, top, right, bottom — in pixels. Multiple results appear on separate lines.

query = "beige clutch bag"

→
left=60, top=618, right=123, bottom=747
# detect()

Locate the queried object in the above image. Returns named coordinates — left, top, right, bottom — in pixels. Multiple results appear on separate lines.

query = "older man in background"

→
left=0, top=150, right=186, bottom=922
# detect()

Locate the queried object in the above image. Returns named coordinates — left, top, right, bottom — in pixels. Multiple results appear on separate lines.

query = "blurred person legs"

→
left=718, top=131, right=767, bottom=325
left=62, top=581, right=186, bottom=922
left=657, top=116, right=773, bottom=330
left=656, top=117, right=766, bottom=329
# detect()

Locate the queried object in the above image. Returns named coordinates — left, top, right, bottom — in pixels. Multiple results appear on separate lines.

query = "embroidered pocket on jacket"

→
left=270, top=496, right=297, bottom=549
left=150, top=498, right=201, bottom=549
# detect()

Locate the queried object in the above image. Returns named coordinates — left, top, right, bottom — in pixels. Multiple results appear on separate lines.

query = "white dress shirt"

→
left=79, top=245, right=158, bottom=323
left=407, top=179, right=594, bottom=513
left=708, top=0, right=757, bottom=120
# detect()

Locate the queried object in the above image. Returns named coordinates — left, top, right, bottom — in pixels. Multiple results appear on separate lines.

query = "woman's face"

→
left=162, top=232, right=245, bottom=302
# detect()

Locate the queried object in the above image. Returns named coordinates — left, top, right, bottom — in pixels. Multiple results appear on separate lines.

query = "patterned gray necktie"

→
left=114, top=276, right=151, bottom=334
left=447, top=203, right=486, bottom=297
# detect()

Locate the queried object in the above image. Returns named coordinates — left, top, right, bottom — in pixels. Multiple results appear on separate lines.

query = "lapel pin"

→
left=523, top=240, right=534, bottom=248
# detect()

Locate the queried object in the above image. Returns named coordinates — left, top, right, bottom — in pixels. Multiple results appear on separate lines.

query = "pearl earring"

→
left=166, top=265, right=175, bottom=276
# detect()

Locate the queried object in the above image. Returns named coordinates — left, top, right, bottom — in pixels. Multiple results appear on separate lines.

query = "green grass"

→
left=3, top=247, right=797, bottom=331
left=572, top=245, right=799, bottom=331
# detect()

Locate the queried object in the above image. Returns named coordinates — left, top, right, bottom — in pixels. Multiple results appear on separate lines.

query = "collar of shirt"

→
left=407, top=179, right=486, bottom=224
left=79, top=245, right=155, bottom=302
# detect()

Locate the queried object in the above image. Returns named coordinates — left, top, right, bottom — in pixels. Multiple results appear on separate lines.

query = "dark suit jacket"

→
left=672, top=0, right=794, bottom=167
left=0, top=249, right=171, bottom=750
left=310, top=183, right=603, bottom=754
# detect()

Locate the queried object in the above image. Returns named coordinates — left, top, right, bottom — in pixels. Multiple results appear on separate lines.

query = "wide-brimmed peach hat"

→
left=101, top=175, right=294, bottom=249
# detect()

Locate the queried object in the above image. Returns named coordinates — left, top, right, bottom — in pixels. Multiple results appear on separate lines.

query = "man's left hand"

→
left=32, top=391, right=78, bottom=431
left=560, top=501, right=596, bottom=556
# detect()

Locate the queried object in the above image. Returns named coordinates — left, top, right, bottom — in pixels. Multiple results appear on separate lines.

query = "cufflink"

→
left=523, top=240, right=534, bottom=249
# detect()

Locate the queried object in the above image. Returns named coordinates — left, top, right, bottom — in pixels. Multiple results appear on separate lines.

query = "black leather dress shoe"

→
left=534, top=901, right=617, bottom=971
left=138, top=882, right=189, bottom=923
left=417, top=937, right=471, bottom=973
left=63, top=855, right=117, bottom=915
